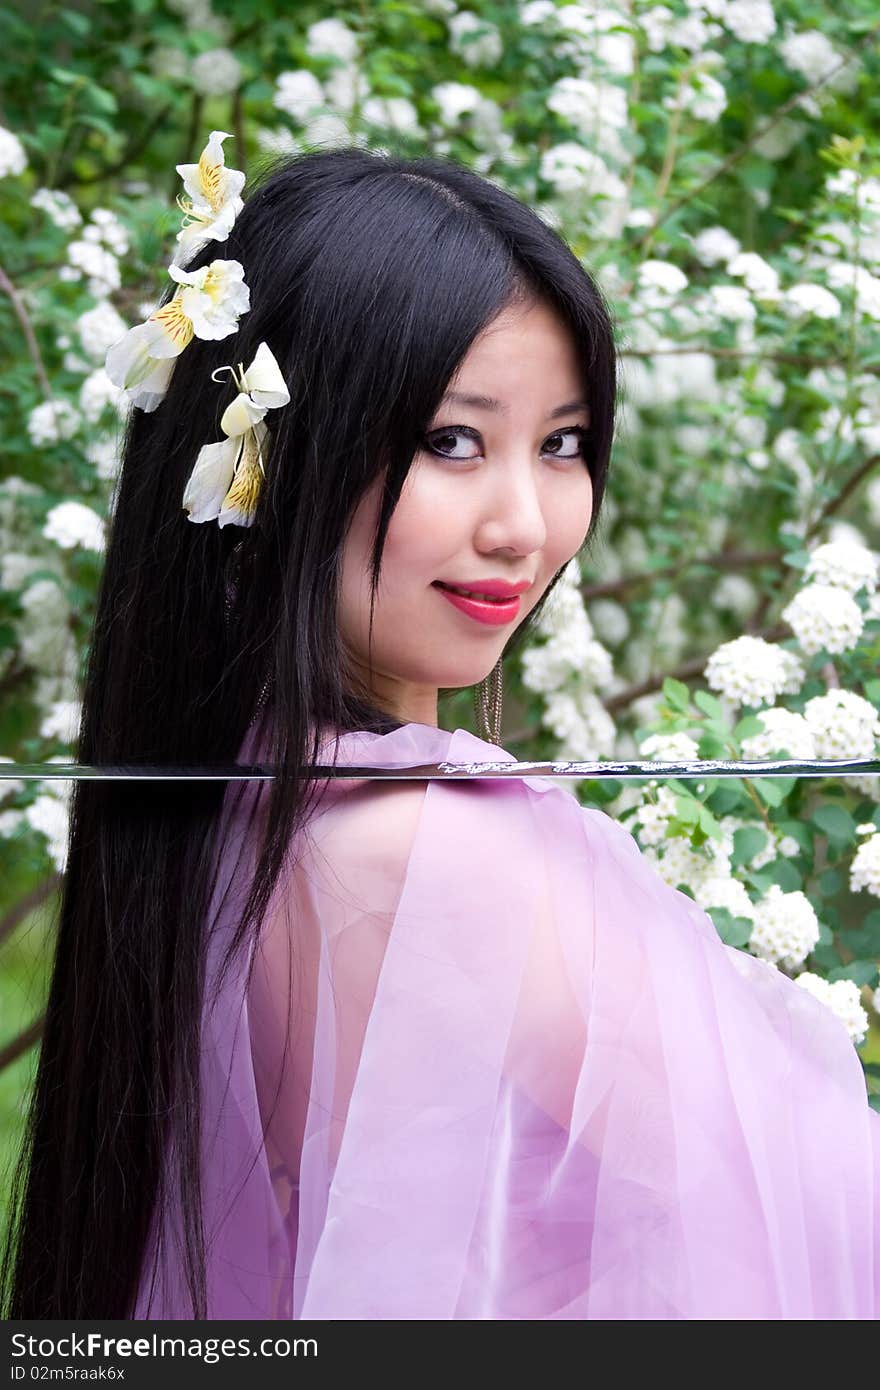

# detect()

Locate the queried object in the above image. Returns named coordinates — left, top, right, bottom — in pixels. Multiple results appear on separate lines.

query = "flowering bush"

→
left=0, top=0, right=879, bottom=1106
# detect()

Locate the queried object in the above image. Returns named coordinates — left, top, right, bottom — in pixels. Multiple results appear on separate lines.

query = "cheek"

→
left=378, top=471, right=458, bottom=588
left=546, top=470, right=593, bottom=564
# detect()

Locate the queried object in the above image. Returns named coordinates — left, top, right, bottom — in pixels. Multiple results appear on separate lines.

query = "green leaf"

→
left=662, top=677, right=691, bottom=712
left=731, top=826, right=768, bottom=868
left=85, top=82, right=118, bottom=115
left=773, top=820, right=813, bottom=855
left=60, top=8, right=91, bottom=36
left=708, top=908, right=753, bottom=947
left=765, top=859, right=802, bottom=892
left=751, top=777, right=789, bottom=808
left=838, top=911, right=880, bottom=957
left=49, top=65, right=85, bottom=85
left=697, top=731, right=729, bottom=759
left=697, top=805, right=723, bottom=842
left=706, top=781, right=749, bottom=816
left=827, top=961, right=879, bottom=988
left=693, top=690, right=724, bottom=721
left=781, top=548, right=810, bottom=570
left=812, top=804, right=857, bottom=851
left=818, top=869, right=842, bottom=897
left=733, top=714, right=765, bottom=741
left=673, top=794, right=700, bottom=825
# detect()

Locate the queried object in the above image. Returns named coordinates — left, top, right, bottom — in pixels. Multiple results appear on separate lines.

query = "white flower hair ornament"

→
left=172, top=128, right=245, bottom=269
left=182, top=341, right=290, bottom=529
left=104, top=130, right=250, bottom=413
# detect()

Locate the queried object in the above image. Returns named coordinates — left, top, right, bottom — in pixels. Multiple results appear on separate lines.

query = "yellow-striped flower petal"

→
left=148, top=296, right=195, bottom=355
left=173, top=130, right=246, bottom=269
left=219, top=421, right=268, bottom=529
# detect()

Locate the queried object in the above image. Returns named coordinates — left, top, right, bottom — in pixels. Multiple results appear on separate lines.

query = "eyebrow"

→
left=440, top=390, right=590, bottom=421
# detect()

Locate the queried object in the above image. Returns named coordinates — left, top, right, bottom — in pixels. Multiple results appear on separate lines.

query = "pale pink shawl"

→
left=134, top=720, right=880, bottom=1319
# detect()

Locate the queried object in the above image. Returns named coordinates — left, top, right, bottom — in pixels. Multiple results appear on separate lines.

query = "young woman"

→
left=2, top=146, right=878, bottom=1321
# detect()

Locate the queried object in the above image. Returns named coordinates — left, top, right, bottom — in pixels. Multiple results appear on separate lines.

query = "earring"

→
left=474, top=655, right=504, bottom=745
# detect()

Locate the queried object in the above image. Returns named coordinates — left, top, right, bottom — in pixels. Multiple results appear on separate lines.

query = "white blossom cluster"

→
left=728, top=251, right=781, bottom=301
left=804, top=540, right=878, bottom=595
left=40, top=699, right=82, bottom=744
left=793, top=972, right=869, bottom=1046
left=0, top=123, right=27, bottom=178
left=538, top=143, right=627, bottom=219
left=66, top=225, right=116, bottom=297
left=21, top=783, right=72, bottom=875
left=519, top=3, right=636, bottom=74
left=850, top=828, right=880, bottom=899
left=704, top=634, right=805, bottom=708
left=747, top=884, right=820, bottom=970
left=632, top=783, right=681, bottom=846
left=540, top=688, right=618, bottom=760
left=31, top=187, right=82, bottom=233
left=60, top=208, right=129, bottom=298
left=76, top=301, right=129, bottom=364
left=306, top=17, right=360, bottom=62
left=14, top=578, right=80, bottom=709
left=741, top=707, right=816, bottom=760
left=781, top=584, right=865, bottom=656
left=79, top=368, right=127, bottom=424
left=711, top=573, right=758, bottom=620
left=802, top=689, right=880, bottom=760
left=663, top=60, right=728, bottom=125
left=639, top=731, right=701, bottom=765
left=785, top=284, right=841, bottom=319
left=521, top=557, right=619, bottom=760
left=721, top=0, right=777, bottom=45
left=448, top=11, right=503, bottom=68
left=42, top=501, right=105, bottom=553
left=547, top=74, right=630, bottom=163
left=586, top=597, right=630, bottom=647
left=274, top=70, right=325, bottom=123
left=190, top=48, right=243, bottom=97
left=27, top=399, right=81, bottom=448
left=166, top=0, right=229, bottom=37
left=738, top=693, right=879, bottom=799
left=697, top=872, right=757, bottom=922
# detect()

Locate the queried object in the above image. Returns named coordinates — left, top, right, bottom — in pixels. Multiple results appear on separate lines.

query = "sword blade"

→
left=1, top=759, right=878, bottom=781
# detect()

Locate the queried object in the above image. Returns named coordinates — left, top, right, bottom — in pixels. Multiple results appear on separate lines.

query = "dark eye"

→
left=543, top=427, right=588, bottom=460
left=423, top=424, right=589, bottom=463
left=424, top=427, right=481, bottom=460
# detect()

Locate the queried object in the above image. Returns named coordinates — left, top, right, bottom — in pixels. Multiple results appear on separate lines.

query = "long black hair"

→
left=1, top=145, right=617, bottom=1317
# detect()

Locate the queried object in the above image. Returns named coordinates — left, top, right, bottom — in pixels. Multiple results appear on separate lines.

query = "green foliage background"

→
left=2, top=0, right=880, bottom=1244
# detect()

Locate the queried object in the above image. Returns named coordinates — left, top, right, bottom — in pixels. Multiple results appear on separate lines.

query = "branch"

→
left=581, top=548, right=781, bottom=601
left=806, top=452, right=880, bottom=538
left=602, top=622, right=790, bottom=713
left=0, top=263, right=53, bottom=402
left=631, top=25, right=880, bottom=256
left=0, top=1014, right=44, bottom=1074
left=620, top=345, right=880, bottom=375
left=61, top=101, right=176, bottom=189
left=0, top=875, right=61, bottom=949
left=582, top=453, right=880, bottom=602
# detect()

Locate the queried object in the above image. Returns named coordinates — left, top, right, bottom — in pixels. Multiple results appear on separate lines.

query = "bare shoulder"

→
left=303, top=778, right=431, bottom=903
left=303, top=773, right=503, bottom=903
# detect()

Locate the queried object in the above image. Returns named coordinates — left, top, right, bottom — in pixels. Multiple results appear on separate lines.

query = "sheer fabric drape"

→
left=134, top=721, right=880, bottom=1320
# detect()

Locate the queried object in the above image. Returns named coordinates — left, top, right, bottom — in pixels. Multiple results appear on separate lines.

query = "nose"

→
left=475, top=455, right=548, bottom=559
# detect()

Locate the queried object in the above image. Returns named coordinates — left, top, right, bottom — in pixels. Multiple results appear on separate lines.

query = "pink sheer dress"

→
left=134, top=719, right=880, bottom=1320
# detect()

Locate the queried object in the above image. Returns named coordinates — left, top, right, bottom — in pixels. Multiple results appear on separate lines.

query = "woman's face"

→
left=338, top=296, right=594, bottom=727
